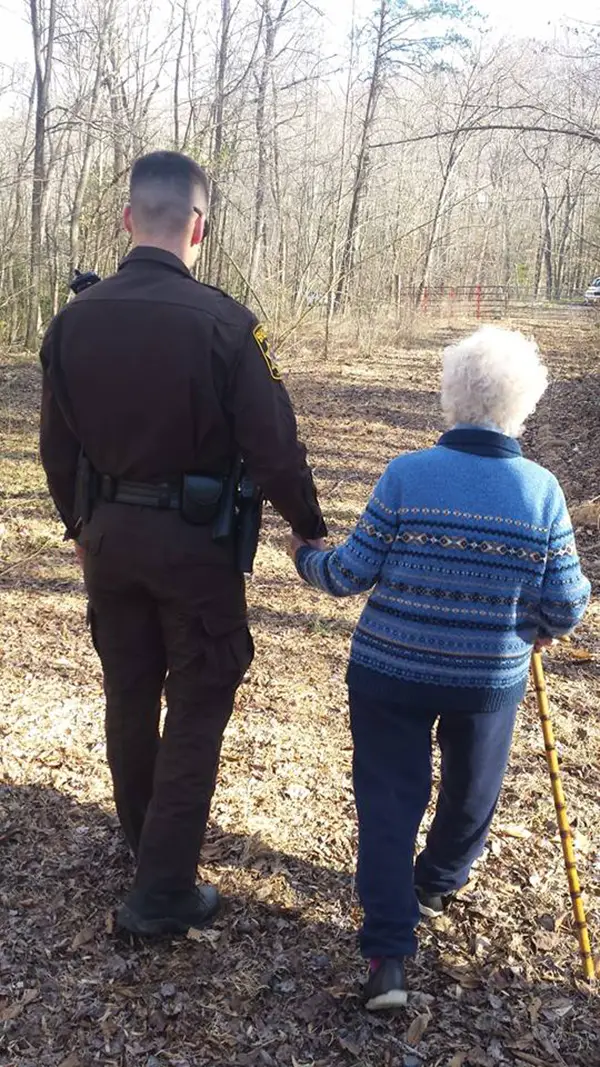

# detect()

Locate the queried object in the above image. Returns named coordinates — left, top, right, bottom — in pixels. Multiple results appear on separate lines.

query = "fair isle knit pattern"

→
left=296, top=429, right=590, bottom=700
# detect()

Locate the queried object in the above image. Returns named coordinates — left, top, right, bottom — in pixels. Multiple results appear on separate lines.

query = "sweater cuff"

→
left=295, top=545, right=314, bottom=581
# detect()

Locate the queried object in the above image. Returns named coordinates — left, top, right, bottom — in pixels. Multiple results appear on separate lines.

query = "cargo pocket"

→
left=203, top=616, right=254, bottom=689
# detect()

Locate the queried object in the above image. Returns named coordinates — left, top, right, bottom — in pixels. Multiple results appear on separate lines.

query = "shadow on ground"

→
left=1, top=782, right=598, bottom=1067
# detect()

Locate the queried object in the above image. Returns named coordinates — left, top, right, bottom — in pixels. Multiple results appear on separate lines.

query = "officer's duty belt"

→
left=99, top=475, right=181, bottom=510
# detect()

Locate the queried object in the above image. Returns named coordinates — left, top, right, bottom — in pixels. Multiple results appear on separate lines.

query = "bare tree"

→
left=0, top=5, right=599, bottom=349
left=334, top=0, right=472, bottom=311
left=246, top=0, right=288, bottom=300
left=26, top=0, right=58, bottom=348
left=207, top=0, right=231, bottom=283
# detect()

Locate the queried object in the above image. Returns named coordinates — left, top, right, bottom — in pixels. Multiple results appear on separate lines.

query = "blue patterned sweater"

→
left=296, top=429, right=591, bottom=712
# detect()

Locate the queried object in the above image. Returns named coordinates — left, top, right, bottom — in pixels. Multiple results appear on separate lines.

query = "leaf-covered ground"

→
left=1, top=313, right=599, bottom=1067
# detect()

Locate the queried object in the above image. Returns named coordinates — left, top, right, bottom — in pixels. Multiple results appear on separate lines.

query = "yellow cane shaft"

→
left=531, top=653, right=595, bottom=981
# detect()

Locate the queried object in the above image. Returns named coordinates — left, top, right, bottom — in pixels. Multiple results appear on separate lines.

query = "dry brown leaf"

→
left=339, top=1036, right=361, bottom=1055
left=511, top=1054, right=550, bottom=1067
left=70, top=925, right=95, bottom=950
left=497, top=824, right=532, bottom=840
left=256, top=882, right=274, bottom=902
left=442, top=966, right=481, bottom=989
left=466, top=1047, right=494, bottom=1067
left=0, top=1002, right=22, bottom=1024
left=534, top=930, right=560, bottom=951
left=0, top=988, right=39, bottom=1023
left=406, top=1012, right=430, bottom=1046
left=58, top=1054, right=81, bottom=1067
left=105, top=911, right=115, bottom=935
left=571, top=501, right=600, bottom=528
left=537, top=1032, right=569, bottom=1065
left=449, top=1055, right=468, bottom=1067
left=187, top=927, right=221, bottom=946
left=569, top=648, right=593, bottom=663
left=529, top=997, right=542, bottom=1025
left=574, top=832, right=591, bottom=854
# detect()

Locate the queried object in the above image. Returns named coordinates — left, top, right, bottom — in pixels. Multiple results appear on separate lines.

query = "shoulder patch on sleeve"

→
left=253, top=323, right=282, bottom=381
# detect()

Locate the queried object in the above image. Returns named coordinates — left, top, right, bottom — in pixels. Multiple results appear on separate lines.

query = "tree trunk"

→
left=207, top=0, right=231, bottom=284
left=26, top=0, right=57, bottom=349
left=325, top=0, right=356, bottom=351
left=532, top=241, right=543, bottom=299
left=541, top=183, right=553, bottom=301
left=334, top=0, right=387, bottom=312
left=502, top=201, right=511, bottom=297
left=415, top=146, right=458, bottom=306
left=247, top=1, right=288, bottom=301
left=69, top=32, right=107, bottom=276
left=573, top=192, right=586, bottom=293
left=173, top=0, right=188, bottom=148
left=554, top=181, right=578, bottom=300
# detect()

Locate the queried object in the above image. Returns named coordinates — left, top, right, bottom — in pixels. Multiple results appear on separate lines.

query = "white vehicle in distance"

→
left=584, top=277, right=600, bottom=305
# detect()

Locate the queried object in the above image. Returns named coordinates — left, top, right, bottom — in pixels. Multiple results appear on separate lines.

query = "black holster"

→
left=212, top=457, right=242, bottom=543
left=237, top=474, right=263, bottom=575
left=212, top=457, right=263, bottom=575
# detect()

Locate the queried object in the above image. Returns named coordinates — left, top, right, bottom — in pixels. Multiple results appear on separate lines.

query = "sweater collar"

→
left=437, top=427, right=522, bottom=459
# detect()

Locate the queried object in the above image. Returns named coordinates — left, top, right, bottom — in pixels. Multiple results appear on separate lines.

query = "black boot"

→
left=363, top=958, right=408, bottom=1011
left=116, top=884, right=220, bottom=936
left=415, top=886, right=455, bottom=918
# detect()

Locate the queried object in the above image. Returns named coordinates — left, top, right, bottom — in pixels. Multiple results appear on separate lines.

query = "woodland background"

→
left=0, top=0, right=599, bottom=350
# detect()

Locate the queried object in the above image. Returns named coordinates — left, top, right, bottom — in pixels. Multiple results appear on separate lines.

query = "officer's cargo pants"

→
left=81, top=503, right=253, bottom=896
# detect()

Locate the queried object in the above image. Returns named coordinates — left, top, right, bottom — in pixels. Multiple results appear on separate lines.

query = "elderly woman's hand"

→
left=534, top=636, right=555, bottom=653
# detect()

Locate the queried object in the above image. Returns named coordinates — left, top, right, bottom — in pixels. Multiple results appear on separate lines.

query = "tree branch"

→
left=371, top=122, right=600, bottom=150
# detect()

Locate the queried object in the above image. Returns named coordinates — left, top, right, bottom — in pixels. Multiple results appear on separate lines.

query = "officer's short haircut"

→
left=129, top=151, right=210, bottom=234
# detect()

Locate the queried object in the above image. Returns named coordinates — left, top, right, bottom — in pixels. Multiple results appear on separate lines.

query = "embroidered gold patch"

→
left=253, top=323, right=282, bottom=380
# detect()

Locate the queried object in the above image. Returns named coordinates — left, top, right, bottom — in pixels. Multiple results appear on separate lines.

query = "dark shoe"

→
left=415, top=886, right=453, bottom=918
left=116, top=884, right=220, bottom=936
left=363, top=958, right=408, bottom=1011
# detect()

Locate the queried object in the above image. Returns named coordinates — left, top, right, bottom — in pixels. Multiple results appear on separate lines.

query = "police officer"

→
left=39, top=150, right=326, bottom=935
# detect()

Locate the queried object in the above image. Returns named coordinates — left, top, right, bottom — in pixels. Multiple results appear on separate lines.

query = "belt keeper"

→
left=101, top=474, right=116, bottom=502
left=157, top=484, right=173, bottom=509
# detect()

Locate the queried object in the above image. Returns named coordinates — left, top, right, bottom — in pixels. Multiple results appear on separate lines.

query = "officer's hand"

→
left=74, top=543, right=86, bottom=568
left=287, top=533, right=327, bottom=560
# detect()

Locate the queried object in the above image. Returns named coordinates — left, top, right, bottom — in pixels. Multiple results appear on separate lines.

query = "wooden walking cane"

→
left=531, top=651, right=596, bottom=982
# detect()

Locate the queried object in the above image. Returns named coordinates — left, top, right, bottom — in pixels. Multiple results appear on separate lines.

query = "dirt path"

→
left=1, top=317, right=599, bottom=1067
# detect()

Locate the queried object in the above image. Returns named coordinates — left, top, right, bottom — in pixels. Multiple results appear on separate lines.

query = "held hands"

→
left=287, top=532, right=327, bottom=561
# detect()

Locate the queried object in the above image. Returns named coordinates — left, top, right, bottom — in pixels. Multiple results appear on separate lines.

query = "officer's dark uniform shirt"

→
left=39, top=247, right=326, bottom=542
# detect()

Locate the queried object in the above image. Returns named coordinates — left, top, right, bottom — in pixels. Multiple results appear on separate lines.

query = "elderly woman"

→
left=289, top=326, right=590, bottom=1011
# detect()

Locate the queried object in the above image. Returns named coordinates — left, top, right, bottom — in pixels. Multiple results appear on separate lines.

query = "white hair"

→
left=441, top=326, right=549, bottom=438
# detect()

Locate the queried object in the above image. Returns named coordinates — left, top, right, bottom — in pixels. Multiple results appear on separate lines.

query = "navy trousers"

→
left=349, top=687, right=518, bottom=959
